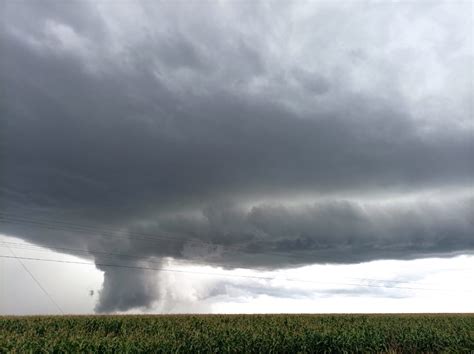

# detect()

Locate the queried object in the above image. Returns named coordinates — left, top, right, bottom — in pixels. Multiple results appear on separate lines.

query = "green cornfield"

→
left=1, top=314, right=473, bottom=353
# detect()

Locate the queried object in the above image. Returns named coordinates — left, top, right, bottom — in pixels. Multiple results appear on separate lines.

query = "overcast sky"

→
left=0, top=0, right=473, bottom=314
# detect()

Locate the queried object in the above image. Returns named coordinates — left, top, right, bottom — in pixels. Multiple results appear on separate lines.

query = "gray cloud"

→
left=206, top=281, right=411, bottom=301
left=95, top=261, right=159, bottom=313
left=0, top=0, right=472, bottom=312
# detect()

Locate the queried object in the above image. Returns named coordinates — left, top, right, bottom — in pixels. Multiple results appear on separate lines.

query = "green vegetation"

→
left=1, top=314, right=473, bottom=353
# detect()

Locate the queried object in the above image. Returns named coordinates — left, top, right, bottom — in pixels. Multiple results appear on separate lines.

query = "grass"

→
left=1, top=314, right=473, bottom=353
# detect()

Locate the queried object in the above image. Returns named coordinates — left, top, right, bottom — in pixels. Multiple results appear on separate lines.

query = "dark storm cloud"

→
left=95, top=262, right=159, bottom=313
left=1, top=0, right=472, bottom=312
left=148, top=197, right=474, bottom=266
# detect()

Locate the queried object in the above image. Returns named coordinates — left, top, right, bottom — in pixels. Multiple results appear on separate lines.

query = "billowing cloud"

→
left=0, top=0, right=472, bottom=312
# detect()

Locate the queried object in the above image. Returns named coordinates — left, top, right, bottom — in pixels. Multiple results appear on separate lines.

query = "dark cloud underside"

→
left=1, top=0, right=472, bottom=312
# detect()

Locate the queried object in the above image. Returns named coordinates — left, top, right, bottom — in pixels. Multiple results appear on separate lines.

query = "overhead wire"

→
left=0, top=253, right=470, bottom=294
left=4, top=246, right=64, bottom=314
left=0, top=240, right=464, bottom=289
left=0, top=212, right=348, bottom=264
left=1, top=212, right=472, bottom=295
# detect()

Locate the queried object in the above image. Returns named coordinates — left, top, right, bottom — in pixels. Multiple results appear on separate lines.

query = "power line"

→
left=2, top=212, right=473, bottom=288
left=0, top=213, right=248, bottom=250
left=0, top=240, right=461, bottom=289
left=0, top=212, right=340, bottom=264
left=2, top=212, right=472, bottom=293
left=0, top=254, right=468, bottom=294
left=4, top=246, right=64, bottom=315
left=0, top=212, right=208, bottom=246
left=0, top=215, right=177, bottom=243
left=0, top=240, right=158, bottom=264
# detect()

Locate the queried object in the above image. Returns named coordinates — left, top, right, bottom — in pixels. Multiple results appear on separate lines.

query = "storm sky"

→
left=0, top=0, right=473, bottom=313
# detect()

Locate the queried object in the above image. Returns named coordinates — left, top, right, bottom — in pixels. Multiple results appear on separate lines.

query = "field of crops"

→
left=1, top=314, right=473, bottom=353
